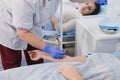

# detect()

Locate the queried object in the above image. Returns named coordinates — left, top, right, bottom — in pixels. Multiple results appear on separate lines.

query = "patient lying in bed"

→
left=51, top=2, right=100, bottom=32
left=28, top=50, right=115, bottom=80
left=0, top=51, right=116, bottom=80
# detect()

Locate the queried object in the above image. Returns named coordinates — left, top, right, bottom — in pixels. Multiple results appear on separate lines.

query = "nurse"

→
left=0, top=0, right=64, bottom=70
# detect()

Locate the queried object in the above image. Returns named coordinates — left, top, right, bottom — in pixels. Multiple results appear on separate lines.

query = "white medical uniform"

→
left=0, top=0, right=60, bottom=50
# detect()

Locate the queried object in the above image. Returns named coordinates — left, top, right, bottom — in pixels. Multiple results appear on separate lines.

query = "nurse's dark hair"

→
left=90, top=2, right=100, bottom=15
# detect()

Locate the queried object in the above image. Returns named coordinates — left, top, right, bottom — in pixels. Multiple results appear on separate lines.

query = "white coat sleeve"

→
left=12, top=0, right=34, bottom=30
left=54, top=19, right=77, bottom=32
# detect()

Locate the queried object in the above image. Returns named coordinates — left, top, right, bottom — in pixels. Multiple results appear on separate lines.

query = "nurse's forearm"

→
left=16, top=28, right=46, bottom=50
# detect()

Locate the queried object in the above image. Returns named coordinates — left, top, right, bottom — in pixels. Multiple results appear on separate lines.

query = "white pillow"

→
left=98, top=5, right=107, bottom=15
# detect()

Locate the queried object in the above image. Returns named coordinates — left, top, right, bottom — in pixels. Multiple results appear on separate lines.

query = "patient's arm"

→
left=28, top=50, right=86, bottom=63
left=58, top=65, right=84, bottom=80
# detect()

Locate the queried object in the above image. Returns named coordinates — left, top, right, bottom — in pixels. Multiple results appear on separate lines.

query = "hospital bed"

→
left=0, top=53, right=119, bottom=80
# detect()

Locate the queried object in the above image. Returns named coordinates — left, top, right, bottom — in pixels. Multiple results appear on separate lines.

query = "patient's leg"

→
left=28, top=50, right=86, bottom=63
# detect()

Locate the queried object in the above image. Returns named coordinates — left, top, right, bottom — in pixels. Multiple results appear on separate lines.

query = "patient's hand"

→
left=58, top=65, right=84, bottom=80
left=28, top=50, right=44, bottom=61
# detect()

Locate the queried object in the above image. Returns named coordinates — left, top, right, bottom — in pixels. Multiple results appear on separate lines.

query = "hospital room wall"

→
left=107, top=0, right=120, bottom=19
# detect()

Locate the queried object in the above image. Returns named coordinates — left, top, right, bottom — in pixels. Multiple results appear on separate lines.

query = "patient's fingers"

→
left=28, top=51, right=35, bottom=58
left=28, top=50, right=42, bottom=61
left=29, top=52, right=38, bottom=61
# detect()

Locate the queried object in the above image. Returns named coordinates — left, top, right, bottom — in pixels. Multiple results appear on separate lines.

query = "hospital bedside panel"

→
left=75, top=24, right=120, bottom=55
left=75, top=27, right=96, bottom=56
left=75, top=20, right=97, bottom=56
left=75, top=23, right=93, bottom=56
left=95, top=39, right=120, bottom=53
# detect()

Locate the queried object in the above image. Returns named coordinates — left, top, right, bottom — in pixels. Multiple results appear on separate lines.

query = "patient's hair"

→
left=90, top=2, right=100, bottom=15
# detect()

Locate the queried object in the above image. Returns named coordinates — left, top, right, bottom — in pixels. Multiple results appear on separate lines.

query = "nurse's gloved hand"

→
left=43, top=44, right=65, bottom=59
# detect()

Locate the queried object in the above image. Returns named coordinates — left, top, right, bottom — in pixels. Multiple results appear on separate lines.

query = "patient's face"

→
left=80, top=2, right=96, bottom=15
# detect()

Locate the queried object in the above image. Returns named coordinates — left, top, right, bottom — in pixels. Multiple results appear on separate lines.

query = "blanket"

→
left=0, top=53, right=118, bottom=80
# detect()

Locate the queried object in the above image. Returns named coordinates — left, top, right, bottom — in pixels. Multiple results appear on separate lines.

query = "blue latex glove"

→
left=43, top=44, right=65, bottom=59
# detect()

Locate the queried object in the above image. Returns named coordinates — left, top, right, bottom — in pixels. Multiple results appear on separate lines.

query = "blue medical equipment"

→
left=99, top=17, right=120, bottom=34
left=99, top=25, right=119, bottom=34
left=96, top=0, right=107, bottom=5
